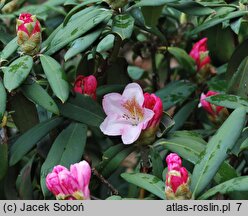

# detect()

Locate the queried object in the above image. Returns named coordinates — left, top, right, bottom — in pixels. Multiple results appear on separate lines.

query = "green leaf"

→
left=227, top=56, right=248, bottom=98
left=64, top=28, right=103, bottom=61
left=121, top=173, right=166, bottom=200
left=96, top=84, right=125, bottom=98
left=40, top=55, right=69, bottom=103
left=191, top=107, right=246, bottom=198
left=226, top=39, right=248, bottom=80
left=10, top=117, right=64, bottom=166
left=45, top=7, right=112, bottom=55
left=40, top=122, right=87, bottom=196
left=166, top=1, right=215, bottom=16
left=0, top=143, right=8, bottom=181
left=168, top=47, right=195, bottom=73
left=240, top=137, right=248, bottom=152
left=0, top=37, right=18, bottom=61
left=96, top=34, right=115, bottom=53
left=156, top=80, right=196, bottom=110
left=16, top=156, right=34, bottom=200
left=198, top=176, right=248, bottom=200
left=205, top=94, right=248, bottom=112
left=0, top=80, right=6, bottom=121
left=59, top=93, right=105, bottom=127
left=171, top=101, right=198, bottom=132
left=9, top=92, right=39, bottom=133
left=3, top=55, right=33, bottom=92
left=141, top=6, right=163, bottom=27
left=190, top=11, right=248, bottom=35
left=127, top=66, right=145, bottom=80
left=128, top=0, right=176, bottom=8
left=150, top=147, right=164, bottom=179
left=21, top=82, right=59, bottom=115
left=101, top=144, right=134, bottom=178
left=112, top=14, right=135, bottom=40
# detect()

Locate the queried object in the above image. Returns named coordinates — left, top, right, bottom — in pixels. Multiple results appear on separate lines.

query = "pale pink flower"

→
left=200, top=91, right=224, bottom=116
left=100, top=83, right=154, bottom=144
left=46, top=161, right=91, bottom=200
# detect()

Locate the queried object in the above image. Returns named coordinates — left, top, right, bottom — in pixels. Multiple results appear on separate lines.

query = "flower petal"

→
left=121, top=124, right=143, bottom=144
left=100, top=114, right=125, bottom=136
left=122, top=83, right=144, bottom=106
left=142, top=108, right=154, bottom=129
left=102, top=93, right=124, bottom=115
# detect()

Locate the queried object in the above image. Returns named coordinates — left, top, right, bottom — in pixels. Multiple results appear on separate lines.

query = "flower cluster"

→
left=73, top=75, right=97, bottom=100
left=100, top=83, right=163, bottom=145
left=46, top=161, right=91, bottom=200
left=165, top=153, right=191, bottom=200
left=16, top=13, right=42, bottom=55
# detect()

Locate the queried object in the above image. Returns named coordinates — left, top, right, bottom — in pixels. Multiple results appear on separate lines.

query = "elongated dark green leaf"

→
left=128, top=0, right=176, bottom=9
left=3, top=55, right=33, bottom=92
left=227, top=39, right=248, bottom=80
left=141, top=6, right=163, bottom=27
left=191, top=107, right=246, bottom=198
left=198, top=177, right=248, bottom=200
left=0, top=143, right=8, bottom=181
left=171, top=101, right=198, bottom=132
left=205, top=94, right=248, bottom=112
left=166, top=1, right=215, bottom=16
left=101, top=145, right=134, bottom=178
left=112, top=14, right=134, bottom=40
left=64, top=28, right=103, bottom=61
left=156, top=80, right=196, bottom=110
left=45, top=7, right=112, bottom=55
left=121, top=173, right=166, bottom=200
left=240, top=137, right=248, bottom=152
left=16, top=156, right=34, bottom=200
left=150, top=147, right=163, bottom=179
left=168, top=47, right=195, bottom=73
left=40, top=55, right=69, bottom=103
left=9, top=92, right=39, bottom=133
left=10, top=117, right=64, bottom=166
left=0, top=80, right=6, bottom=121
left=59, top=93, right=105, bottom=127
left=96, top=84, right=125, bottom=98
left=227, top=56, right=248, bottom=98
left=0, top=37, right=18, bottom=61
left=190, top=11, right=248, bottom=35
left=40, top=122, right=87, bottom=196
left=21, top=82, right=59, bottom=115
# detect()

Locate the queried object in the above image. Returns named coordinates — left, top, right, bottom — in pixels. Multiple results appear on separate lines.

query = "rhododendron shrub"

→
left=0, top=0, right=247, bottom=201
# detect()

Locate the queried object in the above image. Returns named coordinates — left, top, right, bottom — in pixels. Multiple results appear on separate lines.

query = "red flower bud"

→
left=189, top=38, right=211, bottom=71
left=73, top=75, right=97, bottom=100
left=200, top=91, right=224, bottom=116
left=16, top=13, right=42, bottom=55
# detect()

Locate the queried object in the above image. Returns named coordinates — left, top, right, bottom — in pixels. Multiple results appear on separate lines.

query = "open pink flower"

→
left=189, top=38, right=211, bottom=71
left=46, top=161, right=91, bottom=200
left=73, top=75, right=97, bottom=100
left=200, top=91, right=224, bottom=116
left=143, top=93, right=163, bottom=129
left=100, top=83, right=154, bottom=144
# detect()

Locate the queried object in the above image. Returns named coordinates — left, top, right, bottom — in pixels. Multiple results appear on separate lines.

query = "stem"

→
left=151, top=47, right=158, bottom=91
left=92, top=168, right=119, bottom=196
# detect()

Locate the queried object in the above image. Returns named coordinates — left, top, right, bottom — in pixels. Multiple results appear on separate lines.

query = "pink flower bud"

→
left=73, top=75, right=97, bottom=100
left=165, top=153, right=191, bottom=200
left=189, top=38, right=211, bottom=71
left=46, top=161, right=91, bottom=200
left=16, top=13, right=42, bottom=55
left=166, top=153, right=182, bottom=171
left=143, top=93, right=163, bottom=129
left=200, top=91, right=224, bottom=116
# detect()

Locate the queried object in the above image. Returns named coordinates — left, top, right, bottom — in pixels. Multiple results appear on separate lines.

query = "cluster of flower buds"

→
left=100, top=83, right=163, bottom=145
left=165, top=153, right=192, bottom=200
left=199, top=91, right=229, bottom=125
left=16, top=13, right=42, bottom=55
left=73, top=75, right=97, bottom=100
left=46, top=161, right=91, bottom=200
